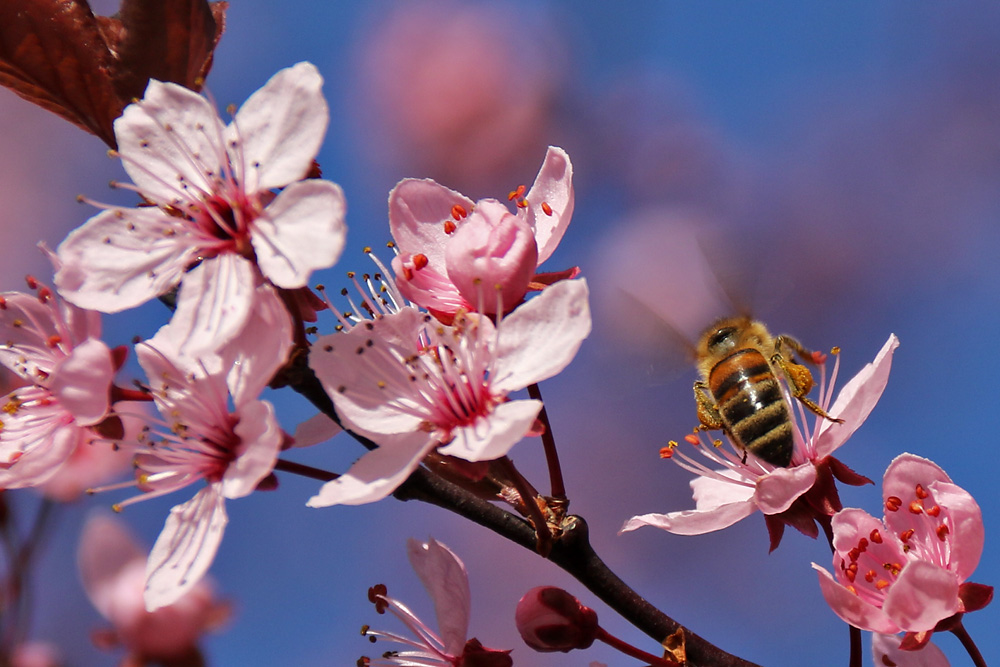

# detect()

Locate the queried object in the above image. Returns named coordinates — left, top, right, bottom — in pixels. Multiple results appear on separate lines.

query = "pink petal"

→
left=620, top=498, right=758, bottom=535
left=389, top=178, right=474, bottom=268
left=221, top=399, right=282, bottom=499
left=291, top=414, right=342, bottom=448
left=691, top=472, right=756, bottom=509
left=524, top=146, right=574, bottom=265
left=145, top=486, right=228, bottom=612
left=407, top=538, right=470, bottom=656
left=444, top=200, right=537, bottom=311
left=872, top=633, right=950, bottom=667
left=78, top=514, right=146, bottom=619
left=166, top=255, right=256, bottom=359
left=251, top=179, right=347, bottom=288
left=48, top=338, right=113, bottom=426
left=491, top=278, right=591, bottom=393
left=55, top=207, right=197, bottom=313
left=754, top=463, right=817, bottom=514
left=812, top=564, right=901, bottom=633
left=310, top=308, right=428, bottom=438
left=392, top=254, right=470, bottom=315
left=814, top=334, right=899, bottom=458
left=436, top=399, right=542, bottom=462
left=882, top=453, right=952, bottom=504
left=0, top=414, right=84, bottom=489
left=883, top=561, right=960, bottom=632
left=930, top=481, right=984, bottom=581
left=230, top=62, right=328, bottom=192
left=115, top=79, right=223, bottom=203
left=217, top=282, right=293, bottom=405
left=306, top=432, right=435, bottom=507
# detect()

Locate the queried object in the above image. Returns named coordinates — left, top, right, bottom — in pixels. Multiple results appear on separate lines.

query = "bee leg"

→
left=694, top=381, right=724, bottom=429
left=771, top=343, right=845, bottom=424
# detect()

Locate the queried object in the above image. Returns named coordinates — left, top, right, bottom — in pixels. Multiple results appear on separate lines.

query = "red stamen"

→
left=936, top=524, right=950, bottom=541
left=46, top=335, right=62, bottom=348
left=541, top=201, right=553, bottom=216
left=926, top=505, right=941, bottom=517
left=507, top=184, right=526, bottom=201
left=451, top=204, right=468, bottom=220
left=885, top=496, right=902, bottom=512
left=412, top=254, right=429, bottom=270
left=908, top=501, right=923, bottom=514
left=516, top=198, right=528, bottom=208
left=443, top=220, right=457, bottom=234
left=684, top=433, right=700, bottom=445
left=899, top=528, right=914, bottom=542
left=865, top=569, right=876, bottom=583
left=915, top=484, right=929, bottom=499
left=870, top=529, right=883, bottom=544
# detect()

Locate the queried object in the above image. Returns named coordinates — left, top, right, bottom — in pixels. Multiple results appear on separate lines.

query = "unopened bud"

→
left=515, top=586, right=599, bottom=653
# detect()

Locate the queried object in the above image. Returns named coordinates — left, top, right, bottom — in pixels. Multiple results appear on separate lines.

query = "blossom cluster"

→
left=0, top=18, right=992, bottom=665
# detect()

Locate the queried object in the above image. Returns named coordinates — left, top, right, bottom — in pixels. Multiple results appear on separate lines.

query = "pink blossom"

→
left=389, top=146, right=574, bottom=319
left=813, top=454, right=991, bottom=643
left=872, top=633, right=949, bottom=667
left=55, top=62, right=346, bottom=357
left=354, top=0, right=565, bottom=194
left=306, top=278, right=590, bottom=507
left=515, top=587, right=599, bottom=653
left=360, top=537, right=512, bottom=667
left=9, top=642, right=62, bottom=667
left=0, top=283, right=117, bottom=489
left=78, top=514, right=229, bottom=661
left=104, top=285, right=290, bottom=610
left=621, top=335, right=898, bottom=549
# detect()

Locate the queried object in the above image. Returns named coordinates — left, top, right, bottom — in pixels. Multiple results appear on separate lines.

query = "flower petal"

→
left=251, top=179, right=347, bottom=288
left=620, top=498, right=758, bottom=535
left=145, top=486, right=228, bottom=612
left=872, top=633, right=950, bottom=667
left=115, top=79, right=223, bottom=202
left=881, top=453, right=952, bottom=506
left=55, top=207, right=197, bottom=313
left=524, top=146, right=574, bottom=265
left=407, top=538, right=470, bottom=656
left=166, top=254, right=256, bottom=359
left=436, top=399, right=541, bottom=462
left=814, top=334, right=898, bottom=458
left=883, top=560, right=960, bottom=632
left=78, top=513, right=146, bottom=620
left=930, top=481, right=984, bottom=582
left=812, top=564, right=901, bottom=633
left=221, top=399, right=282, bottom=499
left=0, top=409, right=84, bottom=489
left=48, top=338, right=114, bottom=426
left=291, top=413, right=342, bottom=448
left=230, top=62, right=328, bottom=192
left=389, top=178, right=474, bottom=269
left=306, top=432, right=435, bottom=507
left=754, top=463, right=817, bottom=514
left=491, top=278, right=591, bottom=393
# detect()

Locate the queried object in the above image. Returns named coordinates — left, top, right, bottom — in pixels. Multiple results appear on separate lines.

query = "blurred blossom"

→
left=38, top=427, right=134, bottom=503
left=515, top=586, right=598, bottom=653
left=354, top=0, right=567, bottom=194
left=873, top=632, right=949, bottom=667
left=9, top=642, right=63, bottom=667
left=78, top=514, right=230, bottom=662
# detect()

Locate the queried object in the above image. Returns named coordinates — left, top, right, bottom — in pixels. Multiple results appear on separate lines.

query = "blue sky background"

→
left=1, top=1, right=998, bottom=665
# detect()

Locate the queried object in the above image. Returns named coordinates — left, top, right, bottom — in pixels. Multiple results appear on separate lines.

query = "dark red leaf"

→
left=0, top=0, right=119, bottom=145
left=112, top=0, right=227, bottom=101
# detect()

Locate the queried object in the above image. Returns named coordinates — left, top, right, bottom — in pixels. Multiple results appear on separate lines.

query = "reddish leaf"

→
left=0, top=0, right=119, bottom=145
left=112, top=0, right=227, bottom=101
left=958, top=582, right=994, bottom=613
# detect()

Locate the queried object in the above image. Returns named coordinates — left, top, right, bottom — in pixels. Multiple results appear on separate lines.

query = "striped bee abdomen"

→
left=708, top=348, right=793, bottom=467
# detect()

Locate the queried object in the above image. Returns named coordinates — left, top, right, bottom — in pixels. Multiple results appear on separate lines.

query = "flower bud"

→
left=445, top=199, right=538, bottom=314
left=515, top=586, right=599, bottom=653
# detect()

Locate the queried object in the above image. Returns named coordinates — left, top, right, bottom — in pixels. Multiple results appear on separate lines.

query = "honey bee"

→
left=693, top=316, right=842, bottom=467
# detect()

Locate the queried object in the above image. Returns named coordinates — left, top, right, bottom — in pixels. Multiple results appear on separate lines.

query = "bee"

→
left=693, top=316, right=842, bottom=467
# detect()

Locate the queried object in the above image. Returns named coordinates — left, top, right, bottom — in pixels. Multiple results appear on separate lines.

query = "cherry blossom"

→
left=621, top=335, right=898, bottom=549
left=813, top=454, right=991, bottom=646
left=306, top=278, right=590, bottom=507
left=55, top=62, right=346, bottom=357
left=103, top=284, right=290, bottom=611
left=0, top=281, right=118, bottom=489
left=78, top=514, right=230, bottom=661
left=360, top=537, right=512, bottom=667
left=389, top=146, right=575, bottom=319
